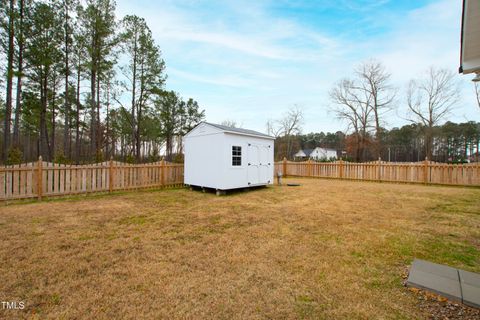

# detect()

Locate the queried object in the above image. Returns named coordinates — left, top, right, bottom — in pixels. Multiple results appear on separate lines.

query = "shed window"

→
left=232, top=146, right=242, bottom=166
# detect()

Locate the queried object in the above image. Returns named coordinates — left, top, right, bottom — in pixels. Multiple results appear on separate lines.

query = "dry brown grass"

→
left=0, top=178, right=479, bottom=319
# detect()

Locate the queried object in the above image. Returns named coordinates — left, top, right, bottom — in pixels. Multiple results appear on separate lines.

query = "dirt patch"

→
left=408, top=287, right=480, bottom=320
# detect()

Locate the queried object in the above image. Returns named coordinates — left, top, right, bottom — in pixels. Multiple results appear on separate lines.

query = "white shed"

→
left=184, top=122, right=275, bottom=192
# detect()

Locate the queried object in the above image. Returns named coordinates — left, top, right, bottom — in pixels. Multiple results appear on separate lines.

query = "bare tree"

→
left=330, top=78, right=373, bottom=161
left=266, top=106, right=304, bottom=159
left=266, top=119, right=282, bottom=138
left=220, top=120, right=239, bottom=128
left=356, top=60, right=395, bottom=158
left=406, top=67, right=460, bottom=160
left=279, top=106, right=303, bottom=158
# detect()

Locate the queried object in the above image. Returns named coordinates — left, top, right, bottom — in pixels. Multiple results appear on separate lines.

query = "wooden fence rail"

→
left=274, top=158, right=480, bottom=187
left=2, top=157, right=478, bottom=201
left=0, top=157, right=184, bottom=201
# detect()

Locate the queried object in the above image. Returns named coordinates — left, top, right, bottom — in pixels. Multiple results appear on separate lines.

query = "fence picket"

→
left=3, top=159, right=477, bottom=201
left=275, top=160, right=480, bottom=187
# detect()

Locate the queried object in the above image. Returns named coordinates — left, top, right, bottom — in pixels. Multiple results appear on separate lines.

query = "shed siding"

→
left=219, top=134, right=273, bottom=190
left=184, top=132, right=224, bottom=188
left=184, top=123, right=274, bottom=190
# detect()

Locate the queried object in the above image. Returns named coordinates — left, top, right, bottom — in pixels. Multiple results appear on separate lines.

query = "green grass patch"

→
left=50, top=294, right=61, bottom=305
left=77, top=234, right=94, bottom=241
left=429, top=195, right=480, bottom=216
left=418, top=238, right=480, bottom=270
left=118, top=215, right=148, bottom=225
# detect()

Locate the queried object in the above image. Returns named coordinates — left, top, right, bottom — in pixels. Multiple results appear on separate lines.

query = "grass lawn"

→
left=0, top=178, right=479, bottom=319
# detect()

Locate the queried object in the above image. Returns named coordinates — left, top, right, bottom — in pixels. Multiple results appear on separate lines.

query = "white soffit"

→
left=461, top=0, right=480, bottom=74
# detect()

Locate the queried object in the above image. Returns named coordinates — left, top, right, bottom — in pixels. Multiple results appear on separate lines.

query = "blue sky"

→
left=116, top=0, right=480, bottom=133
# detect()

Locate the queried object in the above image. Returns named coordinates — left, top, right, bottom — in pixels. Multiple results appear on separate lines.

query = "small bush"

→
left=54, top=152, right=72, bottom=164
left=6, top=147, right=23, bottom=165
left=148, top=153, right=160, bottom=163
left=95, top=151, right=104, bottom=163
left=172, top=153, right=184, bottom=163
left=125, top=154, right=136, bottom=164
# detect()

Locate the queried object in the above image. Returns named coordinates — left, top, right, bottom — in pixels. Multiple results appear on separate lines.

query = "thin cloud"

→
left=115, top=0, right=479, bottom=133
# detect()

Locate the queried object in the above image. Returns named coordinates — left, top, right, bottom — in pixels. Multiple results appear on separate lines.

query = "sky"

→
left=116, top=0, right=480, bottom=134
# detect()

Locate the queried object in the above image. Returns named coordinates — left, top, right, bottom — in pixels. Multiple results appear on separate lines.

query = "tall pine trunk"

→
left=90, top=69, right=96, bottom=158
left=96, top=74, right=101, bottom=159
left=3, top=0, right=15, bottom=160
left=136, top=61, right=144, bottom=162
left=89, top=26, right=97, bottom=160
left=63, top=2, right=70, bottom=158
left=13, top=0, right=24, bottom=148
left=51, top=73, right=57, bottom=160
left=40, top=72, right=50, bottom=160
left=131, top=46, right=137, bottom=159
left=75, top=51, right=81, bottom=163
left=105, top=78, right=111, bottom=158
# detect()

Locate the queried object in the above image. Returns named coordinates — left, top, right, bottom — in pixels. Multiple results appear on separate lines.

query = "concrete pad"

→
left=459, top=270, right=480, bottom=309
left=459, top=270, right=480, bottom=287
left=407, top=259, right=480, bottom=309
left=411, top=259, right=459, bottom=281
left=407, top=268, right=462, bottom=302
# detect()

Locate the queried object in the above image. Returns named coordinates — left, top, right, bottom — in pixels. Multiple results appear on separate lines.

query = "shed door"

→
left=247, top=143, right=271, bottom=186
left=247, top=144, right=260, bottom=185
left=259, top=144, right=271, bottom=184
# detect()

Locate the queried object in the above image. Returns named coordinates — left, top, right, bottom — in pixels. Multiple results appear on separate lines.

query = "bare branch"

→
left=266, top=119, right=282, bottom=138
left=405, top=67, right=460, bottom=159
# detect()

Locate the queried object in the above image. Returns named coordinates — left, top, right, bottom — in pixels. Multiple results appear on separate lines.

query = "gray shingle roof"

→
left=204, top=122, right=274, bottom=139
left=303, top=149, right=313, bottom=156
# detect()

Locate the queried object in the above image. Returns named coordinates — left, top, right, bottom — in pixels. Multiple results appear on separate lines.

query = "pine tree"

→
left=2, top=0, right=15, bottom=160
left=13, top=0, right=26, bottom=148
left=60, top=0, right=76, bottom=158
left=77, top=0, right=116, bottom=160
left=119, top=15, right=165, bottom=161
left=23, top=1, right=63, bottom=160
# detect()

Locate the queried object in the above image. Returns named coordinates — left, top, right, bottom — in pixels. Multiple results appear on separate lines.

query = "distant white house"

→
left=294, top=147, right=337, bottom=161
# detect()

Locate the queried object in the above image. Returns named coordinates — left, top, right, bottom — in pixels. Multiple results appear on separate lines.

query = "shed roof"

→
left=200, top=122, right=274, bottom=139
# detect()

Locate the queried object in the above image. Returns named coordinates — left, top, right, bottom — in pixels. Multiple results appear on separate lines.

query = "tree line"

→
left=268, top=61, right=479, bottom=162
left=0, top=0, right=205, bottom=164
left=270, top=121, right=479, bottom=163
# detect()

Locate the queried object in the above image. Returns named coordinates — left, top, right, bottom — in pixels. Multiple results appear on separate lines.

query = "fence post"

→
left=109, top=157, right=113, bottom=192
left=308, top=159, right=312, bottom=177
left=477, top=162, right=480, bottom=185
left=378, top=157, right=382, bottom=181
left=339, top=159, right=344, bottom=179
left=424, top=157, right=429, bottom=184
left=37, top=156, right=43, bottom=200
left=161, top=158, right=165, bottom=186
left=283, top=157, right=287, bottom=178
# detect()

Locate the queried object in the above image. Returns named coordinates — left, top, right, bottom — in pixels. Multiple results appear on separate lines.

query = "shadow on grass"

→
left=1, top=186, right=189, bottom=207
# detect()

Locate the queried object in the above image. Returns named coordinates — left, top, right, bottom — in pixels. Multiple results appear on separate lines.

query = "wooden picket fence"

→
left=0, top=157, right=184, bottom=201
left=2, top=157, right=478, bottom=201
left=274, top=158, right=480, bottom=186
